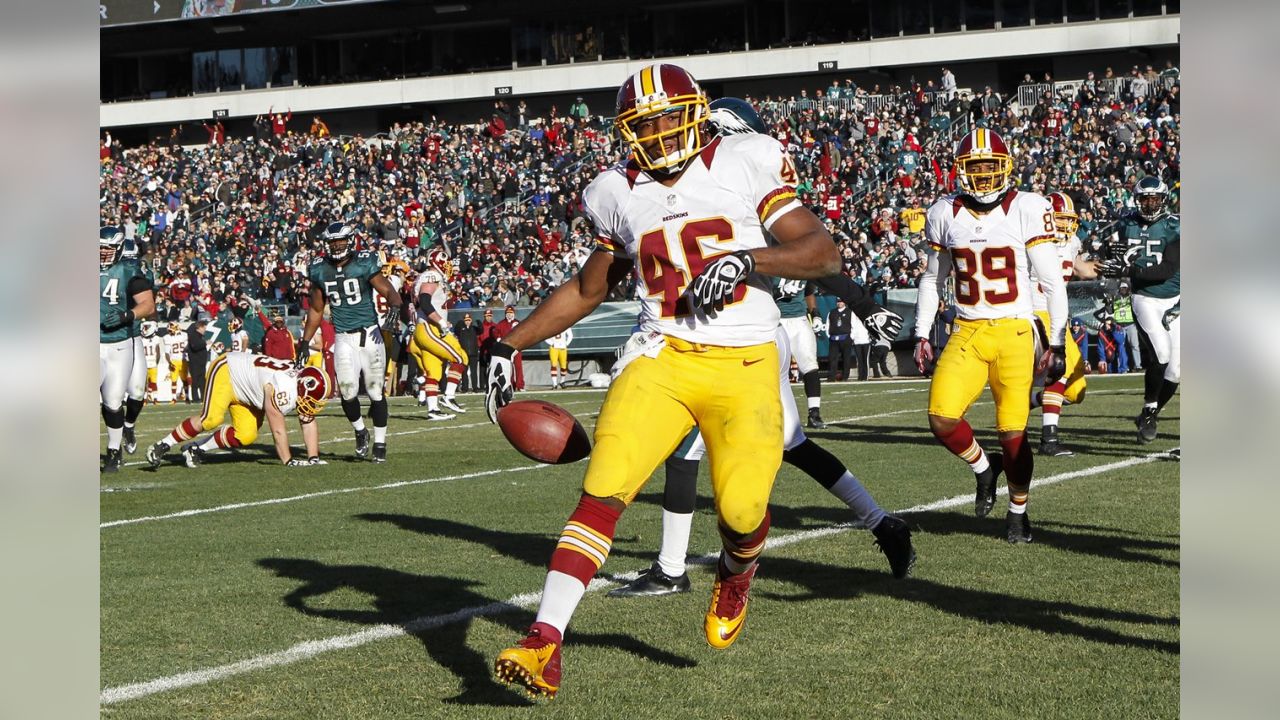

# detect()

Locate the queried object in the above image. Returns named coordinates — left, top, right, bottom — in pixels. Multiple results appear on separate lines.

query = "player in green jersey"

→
left=120, top=237, right=154, bottom=454
left=300, top=222, right=403, bottom=462
left=1100, top=176, right=1180, bottom=442
left=100, top=227, right=154, bottom=472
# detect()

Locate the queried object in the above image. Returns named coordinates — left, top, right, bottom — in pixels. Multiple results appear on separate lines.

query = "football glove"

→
left=102, top=308, right=133, bottom=330
left=687, top=251, right=755, bottom=312
left=295, top=339, right=311, bottom=369
left=381, top=311, right=400, bottom=338
left=913, top=337, right=934, bottom=374
left=485, top=341, right=516, bottom=423
left=808, top=312, right=826, bottom=336
left=1162, top=301, right=1180, bottom=330
left=865, top=307, right=904, bottom=342
left=1095, top=258, right=1130, bottom=278
left=1041, top=345, right=1068, bottom=385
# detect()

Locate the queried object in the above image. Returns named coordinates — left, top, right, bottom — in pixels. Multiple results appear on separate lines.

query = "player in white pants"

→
left=606, top=325, right=916, bottom=598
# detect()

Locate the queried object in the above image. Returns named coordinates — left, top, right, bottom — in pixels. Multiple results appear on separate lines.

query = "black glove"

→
left=486, top=341, right=516, bottom=423
left=1044, top=345, right=1068, bottom=385
left=864, top=307, right=904, bottom=342
left=295, top=338, right=311, bottom=369
left=1162, top=302, right=1180, bottom=330
left=102, top=308, right=133, bottom=330
left=1095, top=258, right=1129, bottom=278
left=687, top=251, right=755, bottom=312
left=381, top=311, right=400, bottom=338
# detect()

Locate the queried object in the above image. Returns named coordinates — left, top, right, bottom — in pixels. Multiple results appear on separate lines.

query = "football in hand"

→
left=496, top=400, right=591, bottom=464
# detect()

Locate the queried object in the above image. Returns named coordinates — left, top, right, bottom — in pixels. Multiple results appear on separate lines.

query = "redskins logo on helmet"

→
left=320, top=222, right=357, bottom=262
left=1049, top=192, right=1079, bottom=241
left=229, top=317, right=243, bottom=332
left=295, top=365, right=331, bottom=419
left=614, top=63, right=710, bottom=174
left=954, top=128, right=1014, bottom=204
left=140, top=321, right=157, bottom=337
left=167, top=321, right=180, bottom=334
left=426, top=248, right=454, bottom=280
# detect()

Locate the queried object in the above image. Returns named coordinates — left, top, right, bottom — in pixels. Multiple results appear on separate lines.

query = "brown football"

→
left=496, top=400, right=592, bottom=465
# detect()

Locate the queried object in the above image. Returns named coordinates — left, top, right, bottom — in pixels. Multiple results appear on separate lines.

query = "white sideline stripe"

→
left=100, top=465, right=545, bottom=528
left=99, top=447, right=1176, bottom=705
left=102, top=406, right=906, bottom=524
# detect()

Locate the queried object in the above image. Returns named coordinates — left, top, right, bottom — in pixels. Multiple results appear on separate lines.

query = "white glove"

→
left=809, top=314, right=826, bottom=336
left=687, top=251, right=755, bottom=312
left=485, top=342, right=515, bottom=423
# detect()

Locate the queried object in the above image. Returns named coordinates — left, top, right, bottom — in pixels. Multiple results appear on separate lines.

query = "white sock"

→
left=657, top=510, right=694, bottom=577
left=828, top=472, right=886, bottom=529
left=1042, top=413, right=1060, bottom=428
left=445, top=381, right=458, bottom=399
left=124, top=420, right=135, bottom=430
left=373, top=426, right=387, bottom=444
left=198, top=434, right=220, bottom=452
left=807, top=397, right=821, bottom=410
left=1144, top=401, right=1157, bottom=410
left=106, top=426, right=123, bottom=450
left=968, top=450, right=990, bottom=475
left=1008, top=500, right=1027, bottom=514
left=534, top=570, right=587, bottom=638
left=427, top=395, right=440, bottom=412
left=351, top=418, right=366, bottom=432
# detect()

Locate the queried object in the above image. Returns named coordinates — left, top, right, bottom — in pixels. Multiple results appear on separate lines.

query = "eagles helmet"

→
left=296, top=365, right=331, bottom=418
left=100, top=226, right=125, bottom=270
left=121, top=237, right=140, bottom=261
left=954, top=128, right=1014, bottom=204
left=1133, top=175, right=1169, bottom=222
left=709, top=97, right=769, bottom=136
left=1048, top=192, right=1079, bottom=241
left=615, top=63, right=710, bottom=174
left=320, top=221, right=357, bottom=262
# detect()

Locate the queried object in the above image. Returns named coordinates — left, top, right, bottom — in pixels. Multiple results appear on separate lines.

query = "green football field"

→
left=100, top=374, right=1179, bottom=719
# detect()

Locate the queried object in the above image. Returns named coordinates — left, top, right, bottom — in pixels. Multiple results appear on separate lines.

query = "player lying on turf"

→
left=146, top=352, right=330, bottom=468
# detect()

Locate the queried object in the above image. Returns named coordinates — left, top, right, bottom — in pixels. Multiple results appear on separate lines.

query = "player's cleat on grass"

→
left=182, top=442, right=206, bottom=468
left=1168, top=448, right=1180, bottom=461
left=354, top=428, right=370, bottom=459
left=426, top=410, right=455, bottom=421
left=371, top=442, right=387, bottom=464
left=607, top=561, right=691, bottom=598
left=871, top=515, right=916, bottom=579
left=806, top=408, right=826, bottom=429
left=1136, top=407, right=1159, bottom=444
left=146, top=440, right=171, bottom=468
left=1006, top=511, right=1033, bottom=544
left=1038, top=425, right=1074, bottom=457
left=975, top=452, right=1003, bottom=518
left=122, top=426, right=137, bottom=454
left=495, top=625, right=561, bottom=700
left=705, top=563, right=757, bottom=649
left=440, top=396, right=467, bottom=413
left=102, top=448, right=122, bottom=473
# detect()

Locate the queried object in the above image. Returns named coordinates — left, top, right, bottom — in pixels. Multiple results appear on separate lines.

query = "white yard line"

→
left=99, top=446, right=1177, bottom=705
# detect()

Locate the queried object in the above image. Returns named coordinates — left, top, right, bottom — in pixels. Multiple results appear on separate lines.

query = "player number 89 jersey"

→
left=584, top=133, right=800, bottom=347
left=924, top=190, right=1057, bottom=322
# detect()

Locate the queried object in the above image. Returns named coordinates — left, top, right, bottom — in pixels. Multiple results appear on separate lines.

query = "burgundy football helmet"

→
left=614, top=63, right=710, bottom=174
left=954, top=128, right=1014, bottom=203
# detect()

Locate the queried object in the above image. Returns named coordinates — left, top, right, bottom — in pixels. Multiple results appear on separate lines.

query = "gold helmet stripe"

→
left=640, top=65, right=656, bottom=97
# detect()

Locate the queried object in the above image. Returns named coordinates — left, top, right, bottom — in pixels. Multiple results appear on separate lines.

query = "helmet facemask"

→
left=956, top=156, right=1013, bottom=204
left=322, top=222, right=354, bottom=262
left=1136, top=192, right=1166, bottom=222
left=100, top=226, right=124, bottom=270
left=616, top=96, right=709, bottom=175
left=1054, top=213, right=1079, bottom=243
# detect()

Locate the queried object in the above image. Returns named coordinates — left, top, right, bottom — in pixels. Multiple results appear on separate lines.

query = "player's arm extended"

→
left=749, top=206, right=841, bottom=279
left=501, top=250, right=632, bottom=351
left=1027, top=242, right=1068, bottom=345
left=262, top=384, right=294, bottom=464
left=912, top=248, right=950, bottom=338
left=812, top=273, right=880, bottom=320
left=299, top=413, right=320, bottom=458
left=1073, top=253, right=1100, bottom=280
left=301, top=285, right=326, bottom=344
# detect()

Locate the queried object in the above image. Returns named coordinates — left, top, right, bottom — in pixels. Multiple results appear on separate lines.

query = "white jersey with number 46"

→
left=584, top=133, right=803, bottom=347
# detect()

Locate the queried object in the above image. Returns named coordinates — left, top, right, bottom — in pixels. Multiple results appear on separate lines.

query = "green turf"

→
left=101, top=375, right=1178, bottom=718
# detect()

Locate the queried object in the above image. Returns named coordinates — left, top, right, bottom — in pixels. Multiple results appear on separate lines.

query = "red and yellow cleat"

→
left=704, top=564, right=757, bottom=649
left=495, top=624, right=562, bottom=700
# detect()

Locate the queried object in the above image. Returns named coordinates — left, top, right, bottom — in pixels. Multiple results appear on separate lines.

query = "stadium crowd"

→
left=99, top=62, right=1179, bottom=325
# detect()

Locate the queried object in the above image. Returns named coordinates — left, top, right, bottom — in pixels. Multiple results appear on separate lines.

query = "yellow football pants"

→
left=1034, top=311, right=1086, bottom=404
left=584, top=336, right=782, bottom=534
left=412, top=322, right=468, bottom=380
left=928, top=317, right=1037, bottom=433
left=305, top=351, right=324, bottom=370
left=548, top=347, right=568, bottom=369
left=169, top=359, right=189, bottom=384
left=198, top=355, right=264, bottom=445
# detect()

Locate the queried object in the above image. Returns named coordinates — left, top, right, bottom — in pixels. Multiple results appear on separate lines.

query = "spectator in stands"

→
left=310, top=116, right=330, bottom=138
left=568, top=96, right=589, bottom=122
left=940, top=67, right=956, bottom=102
left=202, top=119, right=225, bottom=146
left=263, top=313, right=296, bottom=361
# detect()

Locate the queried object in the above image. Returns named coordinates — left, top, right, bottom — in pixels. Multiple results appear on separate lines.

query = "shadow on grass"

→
left=757, top=556, right=1179, bottom=654
left=257, top=557, right=696, bottom=707
left=907, top=510, right=1179, bottom=568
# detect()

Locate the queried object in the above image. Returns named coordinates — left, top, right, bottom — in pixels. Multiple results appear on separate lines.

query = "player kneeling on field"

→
left=146, top=352, right=331, bottom=468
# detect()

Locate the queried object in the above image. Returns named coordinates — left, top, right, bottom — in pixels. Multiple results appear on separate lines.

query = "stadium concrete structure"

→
left=101, top=0, right=1178, bottom=142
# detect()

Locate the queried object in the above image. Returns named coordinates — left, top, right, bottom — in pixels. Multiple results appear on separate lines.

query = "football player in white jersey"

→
left=146, top=352, right=330, bottom=468
left=1027, top=192, right=1100, bottom=456
left=228, top=317, right=251, bottom=353
left=411, top=248, right=469, bottom=415
left=547, top=328, right=574, bottom=388
left=163, top=322, right=189, bottom=403
left=912, top=128, right=1070, bottom=544
left=141, top=321, right=164, bottom=404
left=378, top=260, right=411, bottom=396
left=488, top=64, right=840, bottom=700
